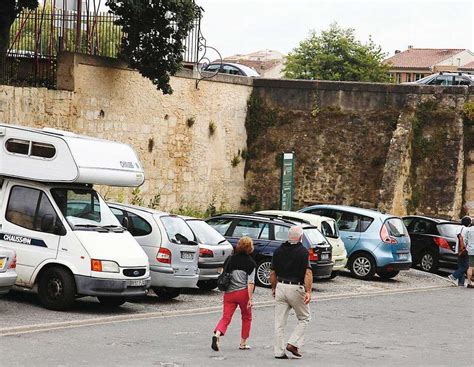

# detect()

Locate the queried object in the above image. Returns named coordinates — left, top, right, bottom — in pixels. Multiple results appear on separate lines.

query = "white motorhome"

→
left=0, top=124, right=151, bottom=310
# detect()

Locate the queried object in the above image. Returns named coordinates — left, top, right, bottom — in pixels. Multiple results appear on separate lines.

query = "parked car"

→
left=205, top=213, right=333, bottom=287
left=180, top=216, right=233, bottom=291
left=402, top=215, right=461, bottom=273
left=256, top=210, right=347, bottom=279
left=202, top=62, right=260, bottom=77
left=0, top=247, right=17, bottom=295
left=299, top=205, right=411, bottom=280
left=407, top=72, right=474, bottom=86
left=109, top=203, right=199, bottom=300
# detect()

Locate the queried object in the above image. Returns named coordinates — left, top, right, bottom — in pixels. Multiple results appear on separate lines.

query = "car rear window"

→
left=437, top=223, right=462, bottom=239
left=187, top=219, right=225, bottom=245
left=321, top=220, right=339, bottom=238
left=303, top=227, right=327, bottom=246
left=386, top=218, right=408, bottom=237
left=160, top=216, right=194, bottom=244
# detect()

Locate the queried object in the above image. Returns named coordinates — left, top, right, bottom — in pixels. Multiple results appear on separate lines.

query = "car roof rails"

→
left=256, top=213, right=312, bottom=225
left=213, top=212, right=302, bottom=225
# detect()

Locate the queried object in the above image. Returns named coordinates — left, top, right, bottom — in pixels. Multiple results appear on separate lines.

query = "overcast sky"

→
left=195, top=0, right=473, bottom=58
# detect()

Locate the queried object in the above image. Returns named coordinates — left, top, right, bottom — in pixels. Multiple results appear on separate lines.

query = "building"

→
left=459, top=61, right=474, bottom=73
left=384, top=46, right=474, bottom=83
left=221, top=50, right=286, bottom=78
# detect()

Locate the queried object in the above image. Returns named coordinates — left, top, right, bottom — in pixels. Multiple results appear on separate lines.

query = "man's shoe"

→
left=211, top=336, right=219, bottom=351
left=275, top=355, right=289, bottom=359
left=286, top=344, right=302, bottom=359
left=467, top=284, right=474, bottom=289
left=447, top=275, right=457, bottom=286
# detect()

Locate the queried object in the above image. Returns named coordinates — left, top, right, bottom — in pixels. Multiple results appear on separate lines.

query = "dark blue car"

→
left=205, top=214, right=333, bottom=287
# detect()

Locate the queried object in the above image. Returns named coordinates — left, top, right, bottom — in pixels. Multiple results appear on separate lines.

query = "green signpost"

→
left=280, top=152, right=295, bottom=211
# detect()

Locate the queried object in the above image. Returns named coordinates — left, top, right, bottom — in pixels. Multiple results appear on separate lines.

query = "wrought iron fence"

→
left=1, top=6, right=201, bottom=88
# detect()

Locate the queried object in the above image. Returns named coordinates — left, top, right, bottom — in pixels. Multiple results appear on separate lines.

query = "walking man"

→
left=271, top=226, right=312, bottom=359
left=464, top=218, right=474, bottom=289
left=448, top=216, right=471, bottom=286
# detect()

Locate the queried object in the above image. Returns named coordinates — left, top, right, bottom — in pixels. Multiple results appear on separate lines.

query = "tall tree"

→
left=107, top=0, right=201, bottom=94
left=0, top=0, right=38, bottom=57
left=284, top=23, right=390, bottom=82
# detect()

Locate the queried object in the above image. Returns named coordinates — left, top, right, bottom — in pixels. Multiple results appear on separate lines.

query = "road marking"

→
left=0, top=284, right=451, bottom=337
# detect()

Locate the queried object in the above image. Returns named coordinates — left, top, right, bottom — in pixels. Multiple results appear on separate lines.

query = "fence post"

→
left=75, top=0, right=82, bottom=52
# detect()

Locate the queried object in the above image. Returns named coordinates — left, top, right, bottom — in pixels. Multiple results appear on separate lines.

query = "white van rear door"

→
left=0, top=183, right=61, bottom=287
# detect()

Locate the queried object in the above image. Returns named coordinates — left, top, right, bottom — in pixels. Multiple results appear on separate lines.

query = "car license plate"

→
left=398, top=253, right=408, bottom=261
left=321, top=253, right=329, bottom=260
left=181, top=252, right=194, bottom=260
left=0, top=258, right=4, bottom=269
left=128, top=279, right=146, bottom=287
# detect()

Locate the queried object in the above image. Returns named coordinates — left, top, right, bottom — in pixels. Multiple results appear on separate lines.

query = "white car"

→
left=109, top=203, right=200, bottom=300
left=0, top=247, right=17, bottom=295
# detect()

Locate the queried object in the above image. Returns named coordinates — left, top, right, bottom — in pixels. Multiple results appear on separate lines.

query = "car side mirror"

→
left=121, top=216, right=130, bottom=230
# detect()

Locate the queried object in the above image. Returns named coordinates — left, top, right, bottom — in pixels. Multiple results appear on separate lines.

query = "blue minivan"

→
left=299, top=205, right=411, bottom=280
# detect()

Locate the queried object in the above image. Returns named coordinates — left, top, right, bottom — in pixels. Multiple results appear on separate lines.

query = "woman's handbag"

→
left=217, top=256, right=232, bottom=291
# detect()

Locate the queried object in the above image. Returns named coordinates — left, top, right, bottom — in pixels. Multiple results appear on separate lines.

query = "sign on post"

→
left=280, top=152, right=295, bottom=211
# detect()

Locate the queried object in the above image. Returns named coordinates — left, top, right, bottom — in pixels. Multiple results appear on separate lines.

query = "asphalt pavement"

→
left=1, top=287, right=472, bottom=367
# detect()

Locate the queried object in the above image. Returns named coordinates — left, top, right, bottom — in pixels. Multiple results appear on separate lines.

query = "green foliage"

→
left=240, top=148, right=249, bottom=160
left=208, top=121, right=216, bottom=136
left=463, top=101, right=474, bottom=122
left=283, top=23, right=390, bottom=82
left=130, top=187, right=144, bottom=206
left=107, top=0, right=201, bottom=94
left=231, top=154, right=241, bottom=167
left=240, top=194, right=261, bottom=211
left=148, top=192, right=161, bottom=209
left=186, top=116, right=195, bottom=128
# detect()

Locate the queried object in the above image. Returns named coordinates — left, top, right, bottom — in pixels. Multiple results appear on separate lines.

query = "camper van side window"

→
left=6, top=186, right=60, bottom=234
left=5, top=139, right=29, bottom=155
left=31, top=142, right=56, bottom=159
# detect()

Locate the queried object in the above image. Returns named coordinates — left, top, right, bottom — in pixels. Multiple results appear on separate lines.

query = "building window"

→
left=415, top=73, right=422, bottom=80
left=388, top=73, right=394, bottom=82
left=406, top=73, right=412, bottom=82
left=396, top=73, right=402, bottom=83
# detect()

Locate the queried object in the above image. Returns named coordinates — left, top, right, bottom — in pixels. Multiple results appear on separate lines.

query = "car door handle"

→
left=347, top=236, right=356, bottom=240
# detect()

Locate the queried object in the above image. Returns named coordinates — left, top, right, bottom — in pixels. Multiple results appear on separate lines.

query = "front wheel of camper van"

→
left=153, top=287, right=181, bottom=300
left=97, top=296, right=127, bottom=308
left=38, top=267, right=76, bottom=311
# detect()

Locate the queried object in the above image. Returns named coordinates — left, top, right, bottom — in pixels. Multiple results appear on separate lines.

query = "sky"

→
left=195, top=0, right=474, bottom=58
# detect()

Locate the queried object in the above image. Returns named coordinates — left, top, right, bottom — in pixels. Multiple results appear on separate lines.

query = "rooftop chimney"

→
left=408, top=45, right=413, bottom=49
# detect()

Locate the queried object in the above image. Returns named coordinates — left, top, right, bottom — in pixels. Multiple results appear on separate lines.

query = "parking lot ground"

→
left=0, top=269, right=452, bottom=331
left=1, top=286, right=472, bottom=367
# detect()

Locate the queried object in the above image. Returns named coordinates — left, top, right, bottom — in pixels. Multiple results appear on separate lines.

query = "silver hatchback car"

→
left=109, top=203, right=199, bottom=300
left=181, top=217, right=233, bottom=291
left=0, top=247, right=17, bottom=295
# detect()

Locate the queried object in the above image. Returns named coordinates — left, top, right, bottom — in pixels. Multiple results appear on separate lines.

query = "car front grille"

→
left=123, top=268, right=146, bottom=277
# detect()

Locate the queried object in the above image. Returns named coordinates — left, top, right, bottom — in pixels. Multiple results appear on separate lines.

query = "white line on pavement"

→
left=0, top=285, right=451, bottom=337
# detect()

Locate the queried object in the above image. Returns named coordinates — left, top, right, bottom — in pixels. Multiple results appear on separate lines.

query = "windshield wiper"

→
left=102, top=225, right=126, bottom=232
left=72, top=224, right=109, bottom=232
left=218, top=239, right=227, bottom=244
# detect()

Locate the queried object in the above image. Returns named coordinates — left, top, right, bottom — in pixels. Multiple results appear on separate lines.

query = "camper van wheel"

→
left=153, top=287, right=181, bottom=300
left=38, top=267, right=76, bottom=311
left=97, top=296, right=127, bottom=308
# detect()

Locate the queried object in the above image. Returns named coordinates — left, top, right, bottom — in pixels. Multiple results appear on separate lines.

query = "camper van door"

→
left=0, top=181, right=61, bottom=287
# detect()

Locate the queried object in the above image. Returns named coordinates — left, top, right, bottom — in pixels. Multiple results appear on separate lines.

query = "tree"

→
left=107, top=0, right=201, bottom=94
left=283, top=23, right=390, bottom=83
left=0, top=0, right=38, bottom=57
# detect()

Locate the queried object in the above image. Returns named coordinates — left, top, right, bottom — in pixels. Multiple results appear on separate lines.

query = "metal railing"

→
left=1, top=6, right=201, bottom=88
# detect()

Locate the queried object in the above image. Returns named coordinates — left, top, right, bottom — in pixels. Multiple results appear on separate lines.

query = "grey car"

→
left=109, top=203, right=199, bottom=300
left=0, top=247, right=17, bottom=295
left=182, top=217, right=233, bottom=291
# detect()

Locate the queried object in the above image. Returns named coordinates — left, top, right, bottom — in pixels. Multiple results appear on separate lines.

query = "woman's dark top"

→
left=224, top=253, right=257, bottom=293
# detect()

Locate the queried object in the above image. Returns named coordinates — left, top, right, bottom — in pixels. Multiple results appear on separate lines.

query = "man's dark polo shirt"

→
left=271, top=241, right=311, bottom=283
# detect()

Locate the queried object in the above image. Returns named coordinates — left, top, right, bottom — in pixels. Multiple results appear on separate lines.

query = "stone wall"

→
left=1, top=53, right=253, bottom=212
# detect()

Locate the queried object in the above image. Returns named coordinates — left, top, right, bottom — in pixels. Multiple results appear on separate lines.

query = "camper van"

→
left=0, top=124, right=151, bottom=310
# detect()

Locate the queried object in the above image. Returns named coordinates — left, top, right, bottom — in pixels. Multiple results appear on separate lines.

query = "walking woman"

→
left=212, top=236, right=256, bottom=351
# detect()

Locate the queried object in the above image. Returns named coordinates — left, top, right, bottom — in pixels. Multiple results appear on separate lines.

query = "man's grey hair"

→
left=288, top=225, right=303, bottom=244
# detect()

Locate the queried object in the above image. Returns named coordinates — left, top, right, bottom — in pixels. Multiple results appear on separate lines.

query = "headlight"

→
left=91, top=259, right=120, bottom=273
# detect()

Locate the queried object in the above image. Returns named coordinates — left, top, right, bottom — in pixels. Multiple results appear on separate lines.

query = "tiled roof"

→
left=384, top=48, right=466, bottom=69
left=221, top=58, right=282, bottom=73
left=460, top=60, right=474, bottom=71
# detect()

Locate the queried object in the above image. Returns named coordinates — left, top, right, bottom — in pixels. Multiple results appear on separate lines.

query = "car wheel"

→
left=419, top=250, right=439, bottom=273
left=153, top=287, right=181, bottom=300
left=38, top=267, right=76, bottom=311
left=97, top=296, right=127, bottom=308
left=197, top=280, right=218, bottom=291
left=376, top=270, right=400, bottom=280
left=256, top=259, right=272, bottom=288
left=349, top=253, right=376, bottom=280
left=329, top=271, right=339, bottom=279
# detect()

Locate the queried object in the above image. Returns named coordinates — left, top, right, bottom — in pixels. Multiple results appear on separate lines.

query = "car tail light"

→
left=380, top=224, right=397, bottom=244
left=433, top=237, right=450, bottom=250
left=309, top=248, right=319, bottom=261
left=157, top=248, right=172, bottom=264
left=199, top=248, right=214, bottom=258
left=9, top=254, right=16, bottom=269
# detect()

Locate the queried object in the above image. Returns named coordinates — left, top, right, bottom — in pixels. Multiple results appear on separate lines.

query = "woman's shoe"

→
left=239, top=344, right=251, bottom=350
left=211, top=336, right=219, bottom=351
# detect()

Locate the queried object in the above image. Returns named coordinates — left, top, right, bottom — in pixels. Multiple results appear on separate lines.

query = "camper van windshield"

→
left=51, top=188, right=122, bottom=231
